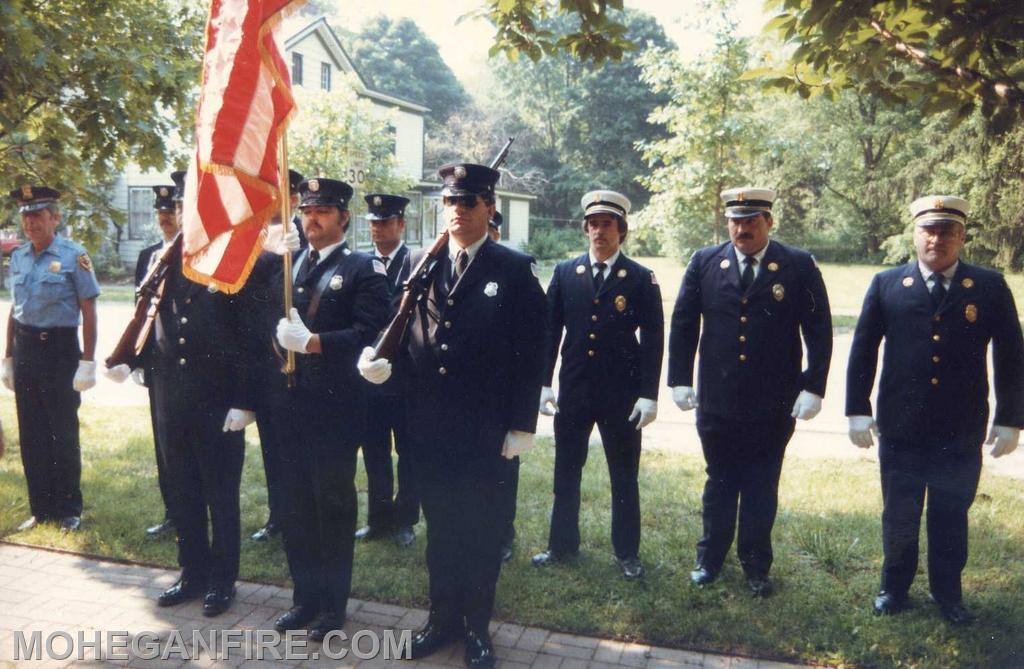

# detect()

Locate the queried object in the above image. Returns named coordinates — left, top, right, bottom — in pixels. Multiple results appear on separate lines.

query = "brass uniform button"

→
left=180, top=316, right=188, bottom=325
left=444, top=321, right=452, bottom=329
left=593, top=299, right=599, bottom=305
left=931, top=377, right=939, bottom=385
left=933, top=356, right=940, bottom=363
left=740, top=316, right=748, bottom=324
left=932, top=334, right=940, bottom=342
left=441, top=344, right=449, bottom=351
left=739, top=335, right=746, bottom=343
left=447, top=298, right=454, bottom=306
left=297, top=287, right=304, bottom=293
left=591, top=315, right=598, bottom=322
left=739, top=354, right=747, bottom=362
left=179, top=358, right=186, bottom=366
left=589, top=333, right=596, bottom=340
left=439, top=367, right=447, bottom=375
left=741, top=298, right=748, bottom=305
left=178, top=338, right=185, bottom=345
left=587, top=350, right=595, bottom=357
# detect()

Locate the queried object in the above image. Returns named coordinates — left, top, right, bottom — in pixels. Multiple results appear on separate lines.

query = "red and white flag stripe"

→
left=182, top=0, right=301, bottom=293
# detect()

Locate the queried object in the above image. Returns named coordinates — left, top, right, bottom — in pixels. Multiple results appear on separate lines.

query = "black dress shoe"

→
left=500, top=542, right=514, bottom=563
left=395, top=525, right=415, bottom=547
left=531, top=549, right=576, bottom=567
left=158, top=576, right=206, bottom=607
left=463, top=629, right=495, bottom=669
left=746, top=574, right=772, bottom=598
left=250, top=522, right=280, bottom=542
left=354, top=525, right=388, bottom=541
left=410, top=621, right=461, bottom=660
left=618, top=556, right=645, bottom=580
left=59, top=516, right=81, bottom=532
left=274, top=605, right=319, bottom=632
left=690, top=566, right=718, bottom=586
left=145, top=519, right=174, bottom=537
left=202, top=585, right=236, bottom=617
left=937, top=600, right=973, bottom=625
left=17, top=516, right=41, bottom=532
left=873, top=590, right=908, bottom=616
left=308, top=613, right=346, bottom=642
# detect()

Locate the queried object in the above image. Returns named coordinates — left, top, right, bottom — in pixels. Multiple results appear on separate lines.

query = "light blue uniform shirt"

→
left=11, top=236, right=101, bottom=328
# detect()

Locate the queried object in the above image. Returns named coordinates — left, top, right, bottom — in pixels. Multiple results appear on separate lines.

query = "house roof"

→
left=283, top=17, right=431, bottom=115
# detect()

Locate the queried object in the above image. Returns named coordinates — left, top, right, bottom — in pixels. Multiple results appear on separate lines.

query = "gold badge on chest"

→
left=720, top=258, right=731, bottom=269
left=965, top=304, right=978, bottom=323
left=615, top=295, right=627, bottom=312
left=330, top=275, right=344, bottom=291
left=902, top=276, right=914, bottom=287
left=48, top=260, right=62, bottom=273
left=962, top=277, right=974, bottom=289
left=576, top=265, right=586, bottom=275
left=767, top=262, right=779, bottom=272
left=772, top=283, right=785, bottom=301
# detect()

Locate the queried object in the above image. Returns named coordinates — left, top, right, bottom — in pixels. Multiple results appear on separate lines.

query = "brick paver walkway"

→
left=0, top=544, right=818, bottom=669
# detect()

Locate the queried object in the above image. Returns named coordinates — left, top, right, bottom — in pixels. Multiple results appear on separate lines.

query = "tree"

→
left=754, top=1, right=1024, bottom=134
left=0, top=0, right=203, bottom=249
left=491, top=8, right=671, bottom=221
left=347, top=16, right=472, bottom=129
left=633, top=4, right=761, bottom=258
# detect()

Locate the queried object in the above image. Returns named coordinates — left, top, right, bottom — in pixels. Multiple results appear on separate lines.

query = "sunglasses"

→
left=443, top=195, right=480, bottom=208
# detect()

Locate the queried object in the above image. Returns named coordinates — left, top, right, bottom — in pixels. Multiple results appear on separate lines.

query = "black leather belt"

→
left=14, top=322, right=76, bottom=342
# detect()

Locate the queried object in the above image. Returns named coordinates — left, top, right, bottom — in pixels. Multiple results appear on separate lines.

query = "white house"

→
left=114, top=16, right=534, bottom=268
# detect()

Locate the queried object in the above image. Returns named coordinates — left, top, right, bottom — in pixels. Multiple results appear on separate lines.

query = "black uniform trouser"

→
left=254, top=384, right=288, bottom=527
left=153, top=366, right=244, bottom=588
left=498, top=456, right=519, bottom=547
left=878, top=439, right=982, bottom=604
left=279, top=393, right=359, bottom=617
left=695, top=412, right=795, bottom=577
left=362, top=394, right=419, bottom=529
left=415, top=442, right=504, bottom=633
left=147, top=381, right=171, bottom=520
left=13, top=325, right=82, bottom=520
left=548, top=397, right=642, bottom=559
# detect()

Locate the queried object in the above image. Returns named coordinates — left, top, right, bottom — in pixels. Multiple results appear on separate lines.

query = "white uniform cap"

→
left=720, top=187, right=776, bottom=219
left=910, top=195, right=969, bottom=226
left=581, top=190, right=631, bottom=220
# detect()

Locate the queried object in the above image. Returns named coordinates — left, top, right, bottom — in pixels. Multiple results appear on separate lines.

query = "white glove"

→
left=539, top=386, right=558, bottom=415
left=276, top=307, right=313, bottom=353
left=104, top=364, right=131, bottom=383
left=848, top=415, right=878, bottom=449
left=672, top=386, right=697, bottom=411
left=262, top=223, right=300, bottom=255
left=223, top=408, right=256, bottom=432
left=628, top=397, right=658, bottom=431
left=791, top=390, right=823, bottom=421
left=73, top=360, right=97, bottom=392
left=501, top=430, right=535, bottom=460
left=986, top=425, right=1020, bottom=458
left=131, top=368, right=146, bottom=386
left=357, top=345, right=392, bottom=384
left=2, top=358, right=14, bottom=391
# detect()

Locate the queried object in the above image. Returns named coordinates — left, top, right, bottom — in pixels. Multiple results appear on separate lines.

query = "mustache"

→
left=736, top=233, right=754, bottom=240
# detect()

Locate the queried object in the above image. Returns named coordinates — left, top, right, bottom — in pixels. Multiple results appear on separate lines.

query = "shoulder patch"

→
left=372, top=258, right=387, bottom=275
left=77, top=253, right=93, bottom=272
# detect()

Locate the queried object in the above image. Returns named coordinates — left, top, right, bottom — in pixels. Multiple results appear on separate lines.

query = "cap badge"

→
left=772, top=283, right=785, bottom=301
left=576, top=265, right=586, bottom=275
left=767, top=262, right=779, bottom=272
left=737, top=191, right=746, bottom=202
left=617, top=268, right=627, bottom=278
left=20, top=185, right=32, bottom=199
left=720, top=258, right=731, bottom=269
left=934, top=198, right=945, bottom=209
left=308, top=179, right=320, bottom=192
left=902, top=276, right=914, bottom=287
left=592, top=192, right=602, bottom=204
left=965, top=304, right=978, bottom=323
left=373, top=195, right=382, bottom=207
left=615, top=295, right=627, bottom=312
left=159, top=187, right=169, bottom=197
left=962, top=277, right=974, bottom=288
left=330, top=275, right=344, bottom=291
left=484, top=281, right=498, bottom=297
left=453, top=165, right=467, bottom=179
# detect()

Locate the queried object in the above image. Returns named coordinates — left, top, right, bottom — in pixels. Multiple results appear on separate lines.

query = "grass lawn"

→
left=1, top=403, right=1022, bottom=668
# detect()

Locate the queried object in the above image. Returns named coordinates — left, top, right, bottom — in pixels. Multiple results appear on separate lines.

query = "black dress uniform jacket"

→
left=398, top=237, right=546, bottom=631
left=847, top=261, right=1024, bottom=445
left=668, top=240, right=832, bottom=420
left=544, top=252, right=664, bottom=408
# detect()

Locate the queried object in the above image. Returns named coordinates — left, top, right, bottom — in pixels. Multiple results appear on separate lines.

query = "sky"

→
left=324, top=0, right=770, bottom=96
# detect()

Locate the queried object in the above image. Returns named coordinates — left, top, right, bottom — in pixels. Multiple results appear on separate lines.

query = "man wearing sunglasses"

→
left=359, top=162, right=546, bottom=668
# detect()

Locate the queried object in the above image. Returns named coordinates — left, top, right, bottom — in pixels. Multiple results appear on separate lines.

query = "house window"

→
left=292, top=52, right=303, bottom=86
left=403, top=192, right=422, bottom=246
left=127, top=187, right=155, bottom=241
left=321, top=62, right=331, bottom=91
left=386, top=123, right=397, bottom=157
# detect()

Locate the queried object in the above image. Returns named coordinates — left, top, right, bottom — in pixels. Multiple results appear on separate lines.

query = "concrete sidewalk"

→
left=0, top=543, right=818, bottom=669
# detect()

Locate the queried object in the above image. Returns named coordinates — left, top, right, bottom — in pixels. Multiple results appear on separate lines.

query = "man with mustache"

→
left=846, top=195, right=1024, bottom=625
left=668, top=187, right=832, bottom=597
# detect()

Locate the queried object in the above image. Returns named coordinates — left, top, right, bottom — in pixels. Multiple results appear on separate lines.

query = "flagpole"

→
left=278, top=134, right=296, bottom=385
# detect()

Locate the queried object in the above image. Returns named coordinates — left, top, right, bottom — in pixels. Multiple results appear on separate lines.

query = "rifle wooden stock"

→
left=105, top=234, right=183, bottom=369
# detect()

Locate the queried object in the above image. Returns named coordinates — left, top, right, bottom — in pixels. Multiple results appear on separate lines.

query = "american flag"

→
left=181, top=0, right=300, bottom=293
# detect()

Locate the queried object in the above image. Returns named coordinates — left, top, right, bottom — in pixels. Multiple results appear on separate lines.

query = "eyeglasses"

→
left=443, top=195, right=480, bottom=208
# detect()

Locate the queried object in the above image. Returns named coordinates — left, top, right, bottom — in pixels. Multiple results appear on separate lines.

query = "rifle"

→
left=105, top=233, right=183, bottom=369
left=373, top=137, right=515, bottom=362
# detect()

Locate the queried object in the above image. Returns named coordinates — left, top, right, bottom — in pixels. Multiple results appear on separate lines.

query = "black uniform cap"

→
left=288, top=169, right=304, bottom=194
left=152, top=185, right=176, bottom=211
left=439, top=163, right=500, bottom=197
left=298, top=177, right=353, bottom=210
left=365, top=193, right=410, bottom=220
left=489, top=210, right=503, bottom=230
left=170, top=171, right=187, bottom=202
